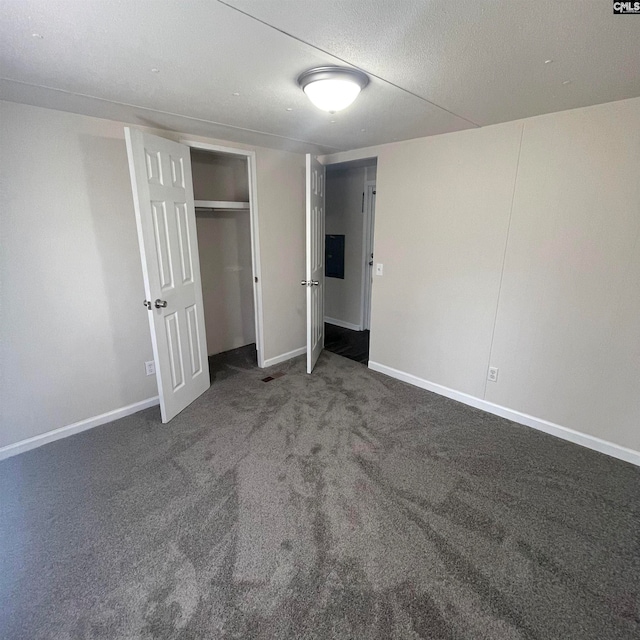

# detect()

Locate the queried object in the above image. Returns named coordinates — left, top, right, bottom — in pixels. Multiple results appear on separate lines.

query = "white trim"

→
left=179, top=139, right=266, bottom=369
left=263, top=346, right=306, bottom=368
left=368, top=361, right=640, bottom=467
left=325, top=316, right=362, bottom=332
left=0, top=397, right=160, bottom=461
left=177, top=139, right=252, bottom=157
left=361, top=181, right=376, bottom=331
left=247, top=150, right=266, bottom=369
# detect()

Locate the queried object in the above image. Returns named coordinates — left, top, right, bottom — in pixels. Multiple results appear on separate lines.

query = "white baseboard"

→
left=368, top=361, right=640, bottom=467
left=325, top=317, right=362, bottom=332
left=263, top=346, right=306, bottom=368
left=0, top=396, right=160, bottom=461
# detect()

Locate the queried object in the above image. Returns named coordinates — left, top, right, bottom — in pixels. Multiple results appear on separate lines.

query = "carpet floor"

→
left=1, top=348, right=639, bottom=639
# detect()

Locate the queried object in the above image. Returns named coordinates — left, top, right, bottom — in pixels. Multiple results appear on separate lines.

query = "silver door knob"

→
left=311, top=280, right=319, bottom=286
left=154, top=299, right=168, bottom=308
left=300, top=280, right=320, bottom=286
left=143, top=300, right=152, bottom=310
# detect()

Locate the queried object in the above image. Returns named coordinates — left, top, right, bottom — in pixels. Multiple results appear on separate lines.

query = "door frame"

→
left=305, top=154, right=326, bottom=373
left=179, top=139, right=265, bottom=368
left=361, top=180, right=376, bottom=331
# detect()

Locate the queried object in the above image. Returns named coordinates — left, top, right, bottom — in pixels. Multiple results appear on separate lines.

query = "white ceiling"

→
left=1, top=1, right=638, bottom=154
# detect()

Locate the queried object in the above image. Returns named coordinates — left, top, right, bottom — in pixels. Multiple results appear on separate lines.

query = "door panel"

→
left=170, top=155, right=185, bottom=188
left=151, top=201, right=174, bottom=290
left=125, top=127, right=210, bottom=422
left=305, top=154, right=325, bottom=373
left=185, top=303, right=203, bottom=376
left=175, top=203, right=194, bottom=284
left=165, top=312, right=185, bottom=390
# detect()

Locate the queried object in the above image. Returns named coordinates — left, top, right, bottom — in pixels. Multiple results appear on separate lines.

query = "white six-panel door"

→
left=305, top=154, right=325, bottom=373
left=125, top=128, right=210, bottom=422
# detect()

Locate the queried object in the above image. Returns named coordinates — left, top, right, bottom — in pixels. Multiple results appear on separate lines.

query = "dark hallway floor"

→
left=324, top=322, right=370, bottom=364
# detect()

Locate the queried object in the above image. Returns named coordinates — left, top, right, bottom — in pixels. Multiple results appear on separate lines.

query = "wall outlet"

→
left=487, top=366, right=498, bottom=382
left=145, top=360, right=156, bottom=376
left=376, top=263, right=384, bottom=276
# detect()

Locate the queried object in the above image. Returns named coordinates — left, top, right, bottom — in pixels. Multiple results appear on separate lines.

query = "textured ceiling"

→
left=1, top=0, right=638, bottom=153
left=227, top=0, right=640, bottom=126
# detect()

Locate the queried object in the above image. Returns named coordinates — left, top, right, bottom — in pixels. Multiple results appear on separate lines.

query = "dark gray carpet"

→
left=1, top=347, right=639, bottom=640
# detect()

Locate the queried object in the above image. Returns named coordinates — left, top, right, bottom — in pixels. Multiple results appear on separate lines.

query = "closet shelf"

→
left=194, top=200, right=249, bottom=211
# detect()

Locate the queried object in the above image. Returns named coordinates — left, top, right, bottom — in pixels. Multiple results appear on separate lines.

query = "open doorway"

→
left=188, top=147, right=262, bottom=379
left=323, top=158, right=377, bottom=364
left=126, top=129, right=265, bottom=421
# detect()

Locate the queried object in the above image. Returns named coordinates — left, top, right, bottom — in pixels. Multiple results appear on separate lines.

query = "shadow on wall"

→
left=79, top=134, right=155, bottom=404
left=196, top=210, right=255, bottom=355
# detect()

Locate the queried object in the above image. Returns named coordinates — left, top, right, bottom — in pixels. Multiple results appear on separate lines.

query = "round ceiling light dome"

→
left=298, top=66, right=369, bottom=113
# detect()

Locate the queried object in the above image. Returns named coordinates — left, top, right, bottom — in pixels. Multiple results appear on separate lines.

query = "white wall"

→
left=191, top=152, right=255, bottom=356
left=191, top=150, right=249, bottom=202
left=254, top=147, right=306, bottom=359
left=484, top=102, right=640, bottom=451
left=0, top=101, right=305, bottom=450
left=196, top=212, right=256, bottom=355
left=0, top=102, right=157, bottom=451
left=372, top=123, right=522, bottom=398
left=325, top=165, right=370, bottom=328
left=322, top=97, right=640, bottom=456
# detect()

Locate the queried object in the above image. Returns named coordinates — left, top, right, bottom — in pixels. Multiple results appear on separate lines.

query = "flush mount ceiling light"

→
left=297, top=66, right=369, bottom=113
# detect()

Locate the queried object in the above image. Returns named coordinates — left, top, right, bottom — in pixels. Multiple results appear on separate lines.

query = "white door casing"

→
left=180, top=139, right=265, bottom=369
left=362, top=183, right=376, bottom=331
left=125, top=127, right=210, bottom=422
left=305, top=154, right=326, bottom=373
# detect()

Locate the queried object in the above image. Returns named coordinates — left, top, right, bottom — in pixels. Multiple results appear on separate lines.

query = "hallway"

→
left=324, top=323, right=370, bottom=365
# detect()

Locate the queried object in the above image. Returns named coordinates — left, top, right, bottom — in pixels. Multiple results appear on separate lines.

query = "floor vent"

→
left=262, top=371, right=285, bottom=382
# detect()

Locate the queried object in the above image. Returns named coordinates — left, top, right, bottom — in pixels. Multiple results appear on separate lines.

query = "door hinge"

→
left=254, top=276, right=258, bottom=283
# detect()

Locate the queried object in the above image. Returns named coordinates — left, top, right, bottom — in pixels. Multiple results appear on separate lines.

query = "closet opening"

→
left=187, top=143, right=264, bottom=378
left=323, top=158, right=377, bottom=365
